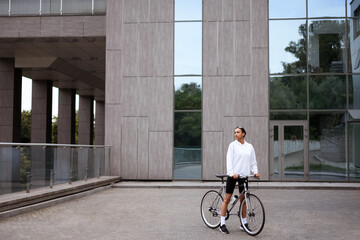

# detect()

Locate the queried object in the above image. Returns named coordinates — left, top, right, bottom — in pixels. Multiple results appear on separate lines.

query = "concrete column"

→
left=31, top=80, right=52, bottom=143
left=30, top=80, right=53, bottom=188
left=0, top=59, right=21, bottom=142
left=95, top=101, right=105, bottom=145
left=0, top=59, right=21, bottom=194
left=56, top=88, right=75, bottom=183
left=78, top=95, right=94, bottom=179
left=57, top=89, right=76, bottom=144
left=78, top=95, right=94, bottom=145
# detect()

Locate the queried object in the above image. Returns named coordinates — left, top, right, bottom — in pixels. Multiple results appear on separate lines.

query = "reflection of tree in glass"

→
left=282, top=24, right=307, bottom=74
left=174, top=82, right=201, bottom=148
left=175, top=82, right=201, bottom=110
left=282, top=21, right=345, bottom=74
left=309, top=76, right=346, bottom=109
left=270, top=76, right=306, bottom=109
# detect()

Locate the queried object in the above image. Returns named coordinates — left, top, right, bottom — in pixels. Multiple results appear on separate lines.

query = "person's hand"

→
left=254, top=173, right=260, bottom=179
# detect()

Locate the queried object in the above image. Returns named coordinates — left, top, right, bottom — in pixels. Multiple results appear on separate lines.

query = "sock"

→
left=242, top=218, right=247, bottom=224
left=221, top=216, right=226, bottom=226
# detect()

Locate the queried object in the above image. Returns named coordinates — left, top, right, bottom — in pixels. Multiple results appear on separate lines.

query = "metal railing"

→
left=0, top=0, right=106, bottom=16
left=0, top=142, right=111, bottom=195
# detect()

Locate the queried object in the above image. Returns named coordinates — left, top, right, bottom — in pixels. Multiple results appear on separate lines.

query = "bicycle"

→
left=200, top=174, right=265, bottom=236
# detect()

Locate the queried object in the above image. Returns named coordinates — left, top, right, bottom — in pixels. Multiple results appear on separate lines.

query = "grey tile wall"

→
left=202, top=0, right=269, bottom=180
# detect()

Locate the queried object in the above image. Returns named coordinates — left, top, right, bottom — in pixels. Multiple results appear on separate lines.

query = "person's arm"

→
left=250, top=146, right=259, bottom=177
left=226, top=143, right=234, bottom=177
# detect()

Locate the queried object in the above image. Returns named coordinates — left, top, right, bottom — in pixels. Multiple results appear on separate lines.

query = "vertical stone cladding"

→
left=78, top=96, right=94, bottom=145
left=95, top=101, right=105, bottom=145
left=106, top=0, right=173, bottom=179
left=30, top=80, right=53, bottom=187
left=0, top=59, right=21, bottom=194
left=57, top=89, right=76, bottom=144
left=31, top=80, right=53, bottom=143
left=202, top=0, right=269, bottom=180
left=0, top=59, right=21, bottom=142
left=56, top=88, right=76, bottom=182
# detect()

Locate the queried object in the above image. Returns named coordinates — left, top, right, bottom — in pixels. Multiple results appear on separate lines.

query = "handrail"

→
left=0, top=142, right=112, bottom=148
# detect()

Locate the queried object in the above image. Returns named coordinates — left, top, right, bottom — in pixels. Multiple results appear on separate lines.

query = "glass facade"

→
left=173, top=0, right=202, bottom=179
left=269, top=0, right=360, bottom=181
left=0, top=0, right=106, bottom=16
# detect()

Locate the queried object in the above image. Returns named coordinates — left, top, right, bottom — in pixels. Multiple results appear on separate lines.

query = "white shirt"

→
left=226, top=140, right=258, bottom=177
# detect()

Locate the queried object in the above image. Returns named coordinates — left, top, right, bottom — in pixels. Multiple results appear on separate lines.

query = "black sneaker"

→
left=219, top=224, right=229, bottom=234
left=243, top=223, right=252, bottom=232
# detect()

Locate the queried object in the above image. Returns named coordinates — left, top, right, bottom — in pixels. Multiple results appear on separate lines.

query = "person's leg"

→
left=219, top=177, right=236, bottom=234
left=238, top=179, right=249, bottom=226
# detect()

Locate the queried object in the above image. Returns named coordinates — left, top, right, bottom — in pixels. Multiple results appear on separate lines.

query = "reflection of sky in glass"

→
left=175, top=22, right=202, bottom=75
left=269, top=20, right=306, bottom=74
left=269, top=0, right=306, bottom=19
left=308, top=0, right=345, bottom=18
left=175, top=0, right=202, bottom=21
left=174, top=76, right=202, bottom=91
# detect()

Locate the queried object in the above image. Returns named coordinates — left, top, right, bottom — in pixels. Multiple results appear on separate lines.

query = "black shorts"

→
left=225, top=176, right=248, bottom=194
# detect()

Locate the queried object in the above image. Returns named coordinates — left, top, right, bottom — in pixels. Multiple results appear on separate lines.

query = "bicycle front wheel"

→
left=239, top=193, right=265, bottom=236
left=200, top=190, right=223, bottom=228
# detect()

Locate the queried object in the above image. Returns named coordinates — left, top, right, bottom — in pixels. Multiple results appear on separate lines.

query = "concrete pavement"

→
left=0, top=180, right=360, bottom=239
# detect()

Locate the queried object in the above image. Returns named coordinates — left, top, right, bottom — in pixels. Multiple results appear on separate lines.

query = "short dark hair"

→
left=235, top=126, right=246, bottom=137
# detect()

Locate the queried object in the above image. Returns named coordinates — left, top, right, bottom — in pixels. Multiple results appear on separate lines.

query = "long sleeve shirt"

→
left=226, top=140, right=258, bottom=177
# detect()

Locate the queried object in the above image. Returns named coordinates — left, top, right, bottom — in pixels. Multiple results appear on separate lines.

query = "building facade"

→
left=0, top=0, right=359, bottom=183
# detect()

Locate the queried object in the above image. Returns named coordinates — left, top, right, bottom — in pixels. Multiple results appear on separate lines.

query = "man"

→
left=219, top=126, right=260, bottom=234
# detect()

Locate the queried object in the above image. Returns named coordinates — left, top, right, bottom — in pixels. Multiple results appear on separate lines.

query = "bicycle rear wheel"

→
left=200, top=190, right=223, bottom=228
left=239, top=193, right=265, bottom=236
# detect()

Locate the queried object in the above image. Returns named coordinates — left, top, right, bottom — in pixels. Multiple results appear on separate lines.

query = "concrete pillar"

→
left=30, top=80, right=53, bottom=188
left=57, top=89, right=76, bottom=144
left=78, top=95, right=94, bottom=179
left=31, top=80, right=52, bottom=143
left=78, top=95, right=94, bottom=145
left=95, top=101, right=105, bottom=145
left=56, top=88, right=75, bottom=183
left=94, top=101, right=105, bottom=176
left=0, top=59, right=21, bottom=194
left=0, top=59, right=21, bottom=142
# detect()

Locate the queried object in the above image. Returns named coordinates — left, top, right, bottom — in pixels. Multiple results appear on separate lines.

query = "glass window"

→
left=0, top=0, right=9, bottom=16
left=94, top=0, right=106, bottom=14
left=175, top=22, right=202, bottom=75
left=174, top=77, right=202, bottom=110
left=174, top=112, right=202, bottom=179
left=308, top=0, right=345, bottom=18
left=62, top=0, right=92, bottom=15
left=349, top=0, right=360, bottom=17
left=309, top=112, right=346, bottom=180
left=349, top=122, right=360, bottom=180
left=309, top=75, right=346, bottom=109
left=349, top=75, right=360, bottom=109
left=175, top=0, right=202, bottom=21
left=41, top=0, right=61, bottom=15
left=269, top=0, right=306, bottom=19
left=269, top=20, right=307, bottom=74
left=270, top=76, right=307, bottom=109
left=308, top=20, right=346, bottom=73
left=349, top=19, right=360, bottom=72
left=270, top=112, right=307, bottom=120
left=11, top=0, right=40, bottom=15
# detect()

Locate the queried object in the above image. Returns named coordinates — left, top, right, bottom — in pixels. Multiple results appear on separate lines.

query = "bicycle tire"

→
left=200, top=190, right=223, bottom=228
left=239, top=193, right=265, bottom=236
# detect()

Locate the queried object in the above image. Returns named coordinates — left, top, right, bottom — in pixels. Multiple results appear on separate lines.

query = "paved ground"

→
left=0, top=185, right=360, bottom=240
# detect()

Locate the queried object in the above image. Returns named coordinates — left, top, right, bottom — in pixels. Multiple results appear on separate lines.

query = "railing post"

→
left=26, top=172, right=32, bottom=193
left=85, top=167, right=88, bottom=181
left=50, top=169, right=55, bottom=188
left=69, top=169, right=73, bottom=184
left=8, top=0, right=11, bottom=16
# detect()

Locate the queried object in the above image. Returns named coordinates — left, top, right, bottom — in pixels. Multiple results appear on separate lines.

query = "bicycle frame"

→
left=217, top=175, right=252, bottom=217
